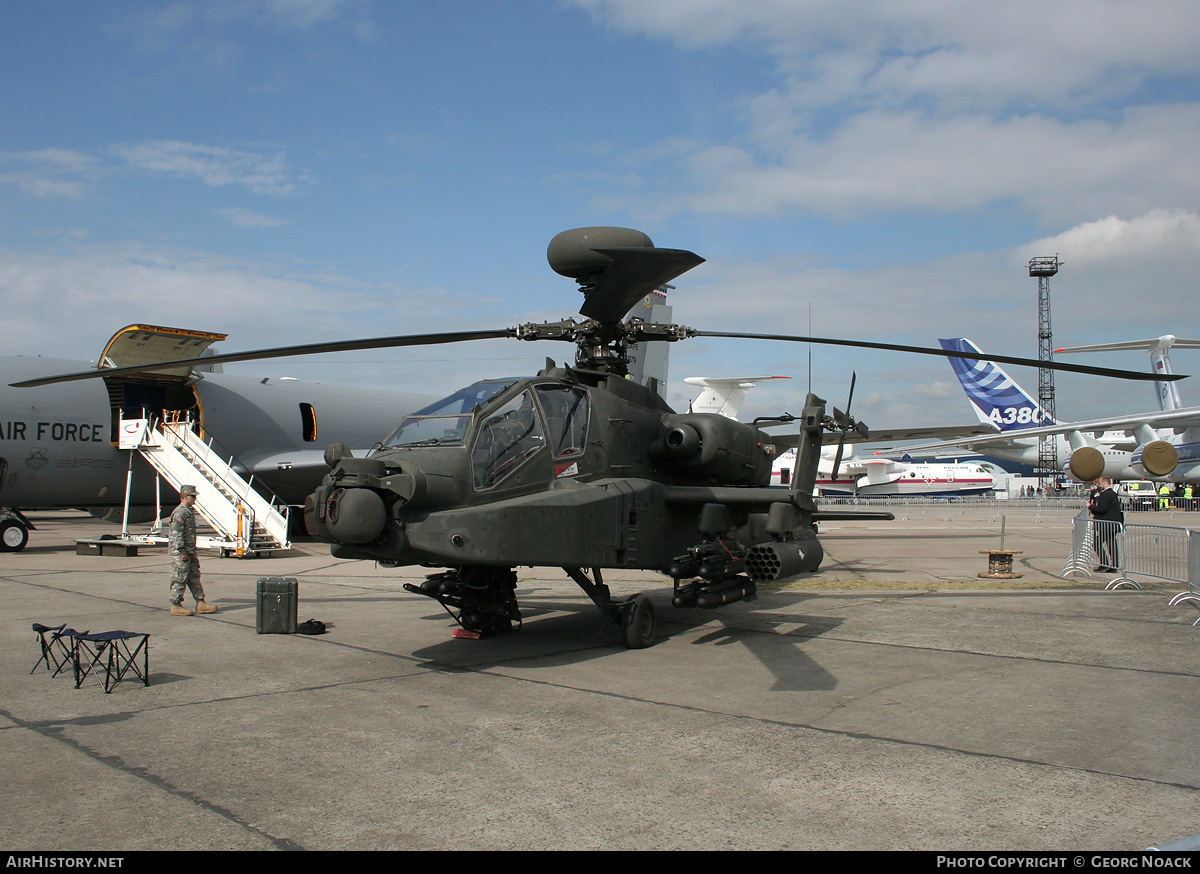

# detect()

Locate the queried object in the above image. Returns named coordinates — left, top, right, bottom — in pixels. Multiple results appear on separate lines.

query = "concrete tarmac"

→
left=2, top=508, right=1197, bottom=851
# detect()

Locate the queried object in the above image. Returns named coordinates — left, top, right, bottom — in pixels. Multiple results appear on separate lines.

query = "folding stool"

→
left=71, top=630, right=151, bottom=693
left=31, top=623, right=86, bottom=677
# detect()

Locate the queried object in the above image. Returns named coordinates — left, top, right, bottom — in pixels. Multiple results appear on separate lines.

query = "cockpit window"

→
left=536, top=384, right=588, bottom=457
left=380, top=379, right=517, bottom=449
left=472, top=389, right=545, bottom=489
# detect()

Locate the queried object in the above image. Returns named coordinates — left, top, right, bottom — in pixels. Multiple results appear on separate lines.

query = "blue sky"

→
left=3, top=0, right=1200, bottom=429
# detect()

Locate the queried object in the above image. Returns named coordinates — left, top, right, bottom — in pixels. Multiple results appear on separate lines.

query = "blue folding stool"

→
left=31, top=623, right=87, bottom=677
left=70, top=630, right=151, bottom=693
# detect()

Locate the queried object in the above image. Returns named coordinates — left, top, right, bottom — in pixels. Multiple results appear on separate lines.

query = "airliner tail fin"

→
left=939, top=338, right=1054, bottom=431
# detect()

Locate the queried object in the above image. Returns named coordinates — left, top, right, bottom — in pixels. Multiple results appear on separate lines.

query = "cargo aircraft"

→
left=0, top=324, right=431, bottom=551
left=0, top=296, right=680, bottom=553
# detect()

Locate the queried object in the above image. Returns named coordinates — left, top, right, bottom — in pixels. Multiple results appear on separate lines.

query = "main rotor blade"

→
left=11, top=328, right=518, bottom=387
left=688, top=331, right=1184, bottom=383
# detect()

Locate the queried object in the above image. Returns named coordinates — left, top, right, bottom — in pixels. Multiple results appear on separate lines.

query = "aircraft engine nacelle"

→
left=650, top=413, right=773, bottom=485
left=1067, top=446, right=1146, bottom=483
left=1138, top=440, right=1179, bottom=477
left=1067, top=446, right=1106, bottom=482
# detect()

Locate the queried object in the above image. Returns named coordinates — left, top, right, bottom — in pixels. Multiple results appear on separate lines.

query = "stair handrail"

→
left=159, top=413, right=290, bottom=530
left=144, top=414, right=288, bottom=551
left=137, top=420, right=237, bottom=542
left=159, top=411, right=291, bottom=518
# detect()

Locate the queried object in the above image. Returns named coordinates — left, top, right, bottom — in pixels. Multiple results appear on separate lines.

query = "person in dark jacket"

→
left=1088, top=477, right=1124, bottom=572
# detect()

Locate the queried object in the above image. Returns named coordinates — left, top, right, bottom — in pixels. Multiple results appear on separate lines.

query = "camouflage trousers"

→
left=169, top=554, right=205, bottom=605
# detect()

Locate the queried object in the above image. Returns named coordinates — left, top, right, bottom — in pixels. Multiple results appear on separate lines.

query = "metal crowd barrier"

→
left=1061, top=512, right=1200, bottom=625
left=815, top=495, right=1087, bottom=510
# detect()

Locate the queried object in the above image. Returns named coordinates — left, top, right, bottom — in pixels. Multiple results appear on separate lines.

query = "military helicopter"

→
left=16, top=227, right=1182, bottom=647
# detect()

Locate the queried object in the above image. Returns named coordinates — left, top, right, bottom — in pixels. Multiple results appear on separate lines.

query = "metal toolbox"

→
left=256, top=577, right=298, bottom=634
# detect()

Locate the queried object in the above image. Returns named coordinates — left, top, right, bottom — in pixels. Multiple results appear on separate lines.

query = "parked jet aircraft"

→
left=0, top=325, right=431, bottom=551
left=770, top=447, right=995, bottom=496
left=895, top=337, right=1200, bottom=483
left=1056, top=335, right=1200, bottom=415
left=1055, top=335, right=1200, bottom=482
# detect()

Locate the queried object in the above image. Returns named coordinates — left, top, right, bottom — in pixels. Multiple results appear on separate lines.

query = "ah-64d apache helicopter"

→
left=17, top=227, right=1181, bottom=647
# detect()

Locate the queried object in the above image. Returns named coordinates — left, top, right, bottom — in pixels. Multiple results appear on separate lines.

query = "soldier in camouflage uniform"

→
left=169, top=484, right=217, bottom=616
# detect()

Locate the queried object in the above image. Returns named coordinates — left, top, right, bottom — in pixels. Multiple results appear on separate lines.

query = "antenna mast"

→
left=1029, top=255, right=1060, bottom=489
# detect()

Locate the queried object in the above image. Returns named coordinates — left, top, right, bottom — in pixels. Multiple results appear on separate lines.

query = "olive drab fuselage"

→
left=16, top=225, right=1148, bottom=643
left=305, top=365, right=801, bottom=574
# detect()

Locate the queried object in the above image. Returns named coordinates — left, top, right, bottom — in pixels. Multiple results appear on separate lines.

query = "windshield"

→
left=379, top=379, right=518, bottom=449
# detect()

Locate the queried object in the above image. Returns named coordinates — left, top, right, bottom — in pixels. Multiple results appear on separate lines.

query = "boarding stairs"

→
left=123, top=415, right=290, bottom=557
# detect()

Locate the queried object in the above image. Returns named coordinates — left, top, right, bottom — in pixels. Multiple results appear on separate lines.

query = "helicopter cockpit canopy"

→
left=471, top=383, right=592, bottom=489
left=374, top=376, right=594, bottom=490
left=378, top=378, right=519, bottom=449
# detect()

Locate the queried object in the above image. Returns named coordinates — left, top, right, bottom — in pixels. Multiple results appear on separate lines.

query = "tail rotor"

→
left=830, top=372, right=868, bottom=482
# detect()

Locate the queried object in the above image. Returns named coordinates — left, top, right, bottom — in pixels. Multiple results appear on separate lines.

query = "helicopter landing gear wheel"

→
left=0, top=519, right=29, bottom=552
left=622, top=593, right=656, bottom=649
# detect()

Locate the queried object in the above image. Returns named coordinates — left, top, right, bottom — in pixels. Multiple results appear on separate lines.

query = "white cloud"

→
left=0, top=149, right=108, bottom=199
left=111, top=140, right=310, bottom=196
left=673, top=106, right=1200, bottom=223
left=262, top=0, right=357, bottom=29
left=573, top=1, right=1200, bottom=110
left=571, top=1, right=1200, bottom=225
left=1015, top=210, right=1200, bottom=329
left=214, top=207, right=290, bottom=228
left=114, top=2, right=194, bottom=54
left=0, top=243, right=538, bottom=397
left=1, top=141, right=315, bottom=203
left=1022, top=210, right=1200, bottom=265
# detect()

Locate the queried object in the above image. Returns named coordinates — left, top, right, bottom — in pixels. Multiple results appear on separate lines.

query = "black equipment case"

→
left=256, top=577, right=298, bottom=634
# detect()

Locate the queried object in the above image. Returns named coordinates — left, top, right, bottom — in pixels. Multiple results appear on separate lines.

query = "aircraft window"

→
left=300, top=403, right=317, bottom=443
left=535, top=385, right=588, bottom=457
left=472, top=390, right=545, bottom=489
left=381, top=379, right=517, bottom=448
left=383, top=414, right=472, bottom=448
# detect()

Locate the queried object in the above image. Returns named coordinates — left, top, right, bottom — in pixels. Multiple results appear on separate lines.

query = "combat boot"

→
left=195, top=601, right=218, bottom=614
left=170, top=603, right=194, bottom=616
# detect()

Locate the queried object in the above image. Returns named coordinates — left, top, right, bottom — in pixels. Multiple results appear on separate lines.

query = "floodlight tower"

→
left=1029, top=255, right=1060, bottom=486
